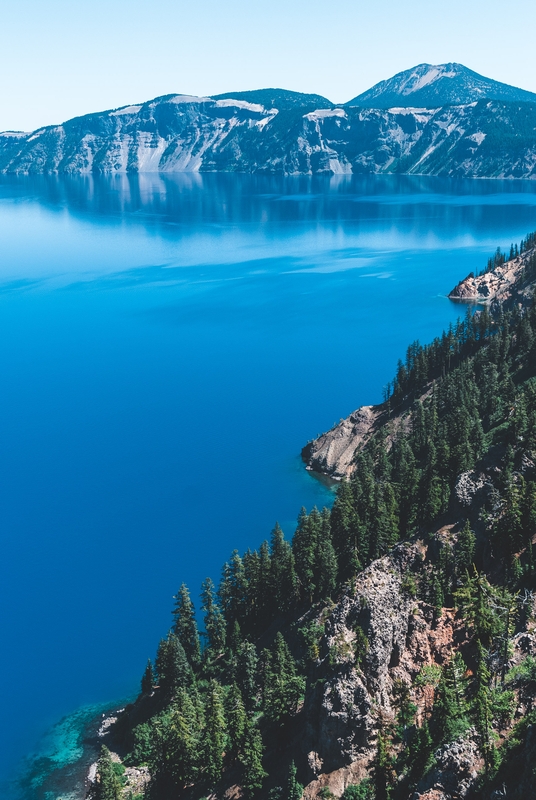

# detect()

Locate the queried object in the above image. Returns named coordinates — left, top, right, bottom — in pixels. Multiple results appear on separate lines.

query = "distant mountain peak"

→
left=346, top=62, right=536, bottom=108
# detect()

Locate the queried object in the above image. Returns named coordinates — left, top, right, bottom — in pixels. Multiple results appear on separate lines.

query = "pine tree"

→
left=456, top=520, right=476, bottom=577
left=93, top=746, right=122, bottom=800
left=431, top=655, right=468, bottom=745
left=454, top=571, right=502, bottom=647
left=293, top=507, right=318, bottom=602
left=406, top=722, right=433, bottom=786
left=430, top=575, right=444, bottom=619
left=473, top=643, right=495, bottom=772
left=263, top=633, right=305, bottom=724
left=236, top=641, right=259, bottom=712
left=203, top=679, right=226, bottom=786
left=225, top=683, right=247, bottom=758
left=240, top=722, right=267, bottom=797
left=155, top=633, right=193, bottom=696
left=331, top=480, right=361, bottom=581
left=141, top=658, right=154, bottom=695
left=314, top=507, right=337, bottom=600
left=392, top=679, right=416, bottom=740
left=167, top=688, right=203, bottom=787
left=257, top=539, right=272, bottom=624
left=172, top=583, right=201, bottom=666
left=219, top=550, right=248, bottom=629
left=270, top=523, right=297, bottom=613
left=228, top=619, right=243, bottom=655
left=285, top=760, right=303, bottom=800
left=372, top=728, right=393, bottom=800
left=201, top=577, right=226, bottom=654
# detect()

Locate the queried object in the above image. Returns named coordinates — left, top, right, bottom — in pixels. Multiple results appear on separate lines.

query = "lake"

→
left=0, top=173, right=535, bottom=798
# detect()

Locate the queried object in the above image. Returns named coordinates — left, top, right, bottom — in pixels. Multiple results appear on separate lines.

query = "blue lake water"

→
left=0, top=173, right=536, bottom=798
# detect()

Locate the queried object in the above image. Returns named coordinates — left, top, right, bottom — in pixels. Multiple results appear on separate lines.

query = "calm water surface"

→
left=1, top=173, right=536, bottom=797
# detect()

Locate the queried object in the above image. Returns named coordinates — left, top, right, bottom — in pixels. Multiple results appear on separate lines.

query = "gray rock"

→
left=413, top=730, right=480, bottom=799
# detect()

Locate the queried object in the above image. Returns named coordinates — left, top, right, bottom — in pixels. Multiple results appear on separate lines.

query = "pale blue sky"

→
left=2, top=0, right=536, bottom=132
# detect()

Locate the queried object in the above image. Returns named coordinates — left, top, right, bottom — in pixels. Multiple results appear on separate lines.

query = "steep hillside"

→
left=83, top=231, right=536, bottom=800
left=304, top=235, right=536, bottom=481
left=1, top=95, right=536, bottom=178
left=346, top=63, right=536, bottom=109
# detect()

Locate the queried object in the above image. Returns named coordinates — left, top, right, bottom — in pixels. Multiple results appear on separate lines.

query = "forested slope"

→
left=90, top=233, right=536, bottom=800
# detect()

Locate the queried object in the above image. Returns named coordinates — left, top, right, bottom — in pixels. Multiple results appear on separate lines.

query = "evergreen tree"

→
left=456, top=520, right=476, bottom=577
left=270, top=523, right=297, bottom=613
left=141, top=658, right=154, bottom=695
left=263, top=633, right=305, bottom=724
left=372, top=728, right=393, bottom=800
left=430, top=574, right=444, bottom=619
left=455, top=572, right=502, bottom=648
left=225, top=683, right=247, bottom=757
left=293, top=507, right=318, bottom=602
left=236, top=641, right=259, bottom=712
left=172, top=583, right=201, bottom=666
left=473, top=643, right=495, bottom=772
left=240, top=722, right=267, bottom=797
left=392, top=679, right=416, bottom=739
left=155, top=633, right=193, bottom=696
left=228, top=619, right=243, bottom=655
left=285, top=760, right=303, bottom=800
left=257, top=540, right=272, bottom=624
left=219, top=550, right=248, bottom=629
left=93, top=746, right=122, bottom=800
left=201, top=577, right=226, bottom=654
left=431, top=654, right=469, bottom=745
left=331, top=480, right=361, bottom=581
left=203, top=679, right=226, bottom=786
left=314, top=507, right=337, bottom=600
left=406, top=722, right=433, bottom=786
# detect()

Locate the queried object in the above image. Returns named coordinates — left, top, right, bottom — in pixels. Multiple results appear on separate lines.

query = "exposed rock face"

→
left=302, top=406, right=382, bottom=480
left=454, top=471, right=492, bottom=507
left=448, top=245, right=536, bottom=305
left=413, top=732, right=481, bottom=799
left=1, top=96, right=536, bottom=177
left=303, top=543, right=457, bottom=783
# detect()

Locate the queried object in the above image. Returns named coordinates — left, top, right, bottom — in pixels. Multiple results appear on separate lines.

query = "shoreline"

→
left=16, top=700, right=131, bottom=800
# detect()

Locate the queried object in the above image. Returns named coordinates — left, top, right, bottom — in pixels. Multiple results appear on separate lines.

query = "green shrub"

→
left=414, top=664, right=441, bottom=688
left=341, top=778, right=374, bottom=800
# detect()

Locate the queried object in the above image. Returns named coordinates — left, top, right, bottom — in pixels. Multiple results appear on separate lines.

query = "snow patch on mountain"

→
left=110, top=106, right=142, bottom=116
left=304, top=108, right=347, bottom=121
left=168, top=95, right=211, bottom=104
left=214, top=99, right=266, bottom=113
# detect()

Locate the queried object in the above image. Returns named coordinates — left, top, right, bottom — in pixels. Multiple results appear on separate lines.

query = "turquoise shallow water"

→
left=1, top=173, right=536, bottom=798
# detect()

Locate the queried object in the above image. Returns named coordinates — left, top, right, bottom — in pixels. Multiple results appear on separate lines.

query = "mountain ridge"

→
left=1, top=65, right=535, bottom=178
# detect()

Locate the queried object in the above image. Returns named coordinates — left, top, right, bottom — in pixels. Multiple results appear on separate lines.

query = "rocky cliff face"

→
left=302, top=406, right=383, bottom=481
left=448, top=244, right=536, bottom=306
left=1, top=95, right=536, bottom=178
left=297, top=541, right=482, bottom=799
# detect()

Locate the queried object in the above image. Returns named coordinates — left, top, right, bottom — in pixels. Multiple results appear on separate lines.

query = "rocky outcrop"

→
left=302, top=406, right=382, bottom=480
left=448, top=245, right=536, bottom=305
left=413, top=732, right=481, bottom=799
left=302, top=543, right=458, bottom=784
left=454, top=470, right=493, bottom=507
